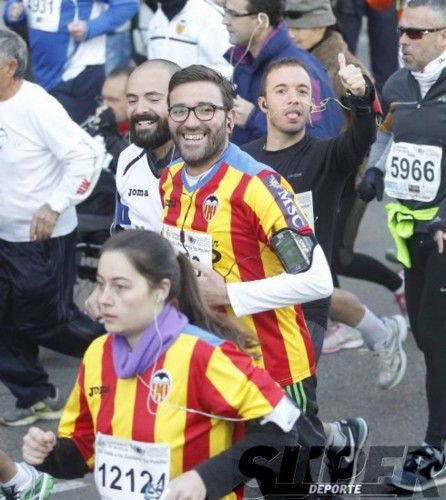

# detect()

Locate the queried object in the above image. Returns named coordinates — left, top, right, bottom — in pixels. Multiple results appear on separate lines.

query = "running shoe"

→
left=375, top=315, right=407, bottom=389
left=0, top=390, right=62, bottom=427
left=322, top=321, right=364, bottom=354
left=0, top=463, right=54, bottom=500
left=326, top=418, right=369, bottom=484
left=386, top=445, right=446, bottom=492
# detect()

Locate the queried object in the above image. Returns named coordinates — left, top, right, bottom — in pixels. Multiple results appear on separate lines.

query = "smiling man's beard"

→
left=172, top=119, right=227, bottom=170
left=129, top=113, right=171, bottom=150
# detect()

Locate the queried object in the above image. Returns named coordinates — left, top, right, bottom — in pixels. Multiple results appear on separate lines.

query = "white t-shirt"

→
left=114, top=144, right=164, bottom=231
left=0, top=81, right=100, bottom=242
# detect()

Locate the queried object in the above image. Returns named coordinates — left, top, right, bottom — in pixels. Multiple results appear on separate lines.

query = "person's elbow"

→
left=305, top=245, right=334, bottom=299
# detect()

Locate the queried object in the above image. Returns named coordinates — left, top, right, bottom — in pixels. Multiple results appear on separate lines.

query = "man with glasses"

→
left=160, top=64, right=333, bottom=493
left=358, top=0, right=446, bottom=491
left=222, top=0, right=344, bottom=146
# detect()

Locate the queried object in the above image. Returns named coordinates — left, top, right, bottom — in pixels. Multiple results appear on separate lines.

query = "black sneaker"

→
left=326, top=417, right=369, bottom=484
left=387, top=445, right=446, bottom=492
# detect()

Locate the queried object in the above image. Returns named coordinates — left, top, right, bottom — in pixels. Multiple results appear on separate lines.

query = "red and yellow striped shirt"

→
left=58, top=324, right=284, bottom=499
left=160, top=144, right=315, bottom=386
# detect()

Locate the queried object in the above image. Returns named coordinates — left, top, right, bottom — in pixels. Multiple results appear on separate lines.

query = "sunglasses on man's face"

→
left=397, top=25, right=445, bottom=40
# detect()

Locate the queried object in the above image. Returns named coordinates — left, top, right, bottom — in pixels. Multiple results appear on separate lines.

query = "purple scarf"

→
left=112, top=304, right=188, bottom=378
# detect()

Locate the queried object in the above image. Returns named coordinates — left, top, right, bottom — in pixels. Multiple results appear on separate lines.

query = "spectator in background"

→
left=77, top=66, right=133, bottom=224
left=0, top=29, right=104, bottom=426
left=83, top=66, right=132, bottom=173
left=3, top=0, right=138, bottom=124
left=333, top=0, right=399, bottom=95
left=106, top=21, right=133, bottom=75
left=144, top=0, right=232, bottom=78
left=286, top=0, right=373, bottom=99
left=222, top=0, right=344, bottom=146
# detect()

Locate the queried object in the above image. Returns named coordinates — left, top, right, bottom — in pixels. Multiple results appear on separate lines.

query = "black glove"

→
left=357, top=167, right=384, bottom=202
left=97, top=107, right=118, bottom=137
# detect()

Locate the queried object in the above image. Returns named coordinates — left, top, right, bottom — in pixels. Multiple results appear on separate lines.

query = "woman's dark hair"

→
left=100, top=230, right=257, bottom=353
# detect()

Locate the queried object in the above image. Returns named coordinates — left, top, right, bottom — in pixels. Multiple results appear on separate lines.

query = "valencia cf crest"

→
left=203, top=194, right=219, bottom=222
left=176, top=19, right=187, bottom=35
left=149, top=369, right=172, bottom=404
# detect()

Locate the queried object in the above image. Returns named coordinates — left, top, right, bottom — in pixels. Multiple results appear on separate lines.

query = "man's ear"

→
left=227, top=108, right=236, bottom=132
left=258, top=96, right=268, bottom=113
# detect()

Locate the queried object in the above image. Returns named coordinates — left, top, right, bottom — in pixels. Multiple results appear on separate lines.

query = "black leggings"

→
left=405, top=233, right=446, bottom=448
left=332, top=186, right=402, bottom=291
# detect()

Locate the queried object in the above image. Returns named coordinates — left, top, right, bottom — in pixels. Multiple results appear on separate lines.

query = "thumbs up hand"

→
left=337, top=52, right=366, bottom=97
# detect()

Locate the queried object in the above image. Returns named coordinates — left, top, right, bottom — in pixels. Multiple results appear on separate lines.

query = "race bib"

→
left=162, top=224, right=213, bottom=268
left=94, top=433, right=170, bottom=500
left=385, top=141, right=442, bottom=202
left=295, top=191, right=314, bottom=229
left=25, top=0, right=62, bottom=31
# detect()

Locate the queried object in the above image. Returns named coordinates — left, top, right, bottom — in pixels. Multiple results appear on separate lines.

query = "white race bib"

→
left=25, top=0, right=62, bottom=32
left=94, top=433, right=170, bottom=500
left=162, top=224, right=213, bottom=268
left=294, top=191, right=314, bottom=229
left=385, top=141, right=442, bottom=202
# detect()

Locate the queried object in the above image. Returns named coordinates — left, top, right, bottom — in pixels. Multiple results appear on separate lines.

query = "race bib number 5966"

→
left=385, top=141, right=442, bottom=202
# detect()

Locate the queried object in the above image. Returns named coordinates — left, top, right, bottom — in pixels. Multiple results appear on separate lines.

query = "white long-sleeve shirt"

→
left=0, top=81, right=102, bottom=242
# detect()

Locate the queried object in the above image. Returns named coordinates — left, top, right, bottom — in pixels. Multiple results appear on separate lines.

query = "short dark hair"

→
left=167, top=65, right=236, bottom=110
left=247, top=0, right=284, bottom=27
left=260, top=57, right=310, bottom=96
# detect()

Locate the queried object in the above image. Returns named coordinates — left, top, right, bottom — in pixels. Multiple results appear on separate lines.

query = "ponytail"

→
left=176, top=254, right=258, bottom=355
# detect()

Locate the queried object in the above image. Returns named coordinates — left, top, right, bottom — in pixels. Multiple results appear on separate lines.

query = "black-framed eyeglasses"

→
left=168, top=103, right=227, bottom=123
left=397, top=25, right=446, bottom=40
left=223, top=7, right=257, bottom=18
